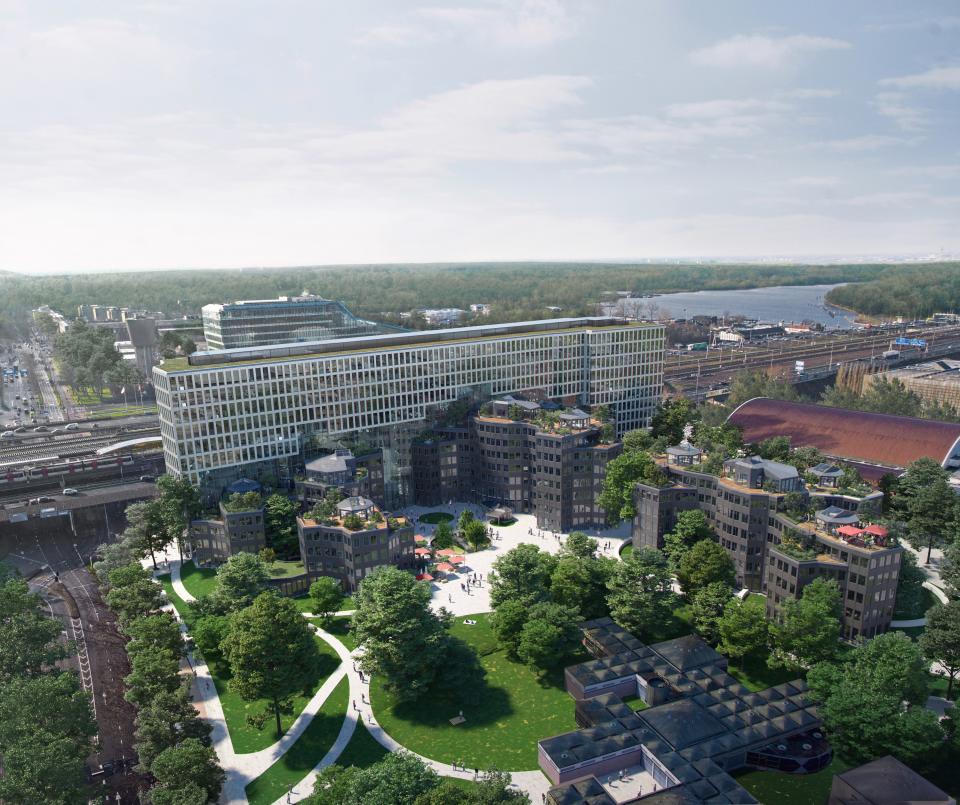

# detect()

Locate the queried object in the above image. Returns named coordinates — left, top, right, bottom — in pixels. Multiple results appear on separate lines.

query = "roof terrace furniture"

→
left=666, top=443, right=703, bottom=466
left=815, top=506, right=860, bottom=533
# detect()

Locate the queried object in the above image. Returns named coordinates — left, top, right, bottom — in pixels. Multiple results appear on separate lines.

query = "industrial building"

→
left=727, top=397, right=960, bottom=480
left=200, top=294, right=386, bottom=350
left=153, top=317, right=665, bottom=503
left=864, top=359, right=960, bottom=409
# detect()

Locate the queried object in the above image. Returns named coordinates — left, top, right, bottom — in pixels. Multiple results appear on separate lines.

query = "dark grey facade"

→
left=411, top=401, right=620, bottom=532
left=190, top=501, right=266, bottom=565
left=632, top=482, right=699, bottom=551
left=297, top=448, right=386, bottom=508
left=297, top=502, right=415, bottom=592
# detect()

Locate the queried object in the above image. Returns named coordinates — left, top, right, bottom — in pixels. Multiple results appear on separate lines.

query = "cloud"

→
left=880, top=66, right=960, bottom=91
left=356, top=0, right=575, bottom=49
left=782, top=88, right=840, bottom=100
left=873, top=91, right=927, bottom=131
left=665, top=98, right=787, bottom=120
left=866, top=16, right=960, bottom=33
left=818, top=134, right=908, bottom=152
left=353, top=24, right=432, bottom=47
left=788, top=176, right=840, bottom=188
left=690, top=34, right=851, bottom=69
left=887, top=163, right=960, bottom=179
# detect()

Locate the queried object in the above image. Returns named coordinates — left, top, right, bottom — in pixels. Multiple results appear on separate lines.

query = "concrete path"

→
left=400, top=502, right=630, bottom=617
left=888, top=581, right=950, bottom=628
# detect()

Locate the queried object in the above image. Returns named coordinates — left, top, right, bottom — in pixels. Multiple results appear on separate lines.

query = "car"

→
left=13, top=426, right=25, bottom=433
left=62, top=488, right=79, bottom=496
left=139, top=475, right=156, bottom=483
left=64, top=422, right=79, bottom=430
left=33, top=426, right=49, bottom=432
left=1, top=431, right=14, bottom=439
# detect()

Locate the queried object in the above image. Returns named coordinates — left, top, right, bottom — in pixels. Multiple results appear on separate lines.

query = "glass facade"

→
left=201, top=295, right=385, bottom=350
left=154, top=318, right=664, bottom=503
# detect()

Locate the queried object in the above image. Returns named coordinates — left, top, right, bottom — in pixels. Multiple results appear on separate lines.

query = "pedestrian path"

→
left=276, top=632, right=552, bottom=805
left=889, top=581, right=950, bottom=628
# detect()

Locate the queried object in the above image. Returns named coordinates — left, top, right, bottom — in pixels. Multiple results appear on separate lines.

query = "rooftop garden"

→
left=222, top=490, right=263, bottom=512
left=773, top=532, right=819, bottom=561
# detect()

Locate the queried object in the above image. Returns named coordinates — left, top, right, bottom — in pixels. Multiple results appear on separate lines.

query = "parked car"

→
left=139, top=475, right=156, bottom=483
left=62, top=488, right=79, bottom=496
left=65, top=422, right=79, bottom=430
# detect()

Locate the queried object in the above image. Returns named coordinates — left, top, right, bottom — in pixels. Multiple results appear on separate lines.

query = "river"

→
left=606, top=283, right=858, bottom=329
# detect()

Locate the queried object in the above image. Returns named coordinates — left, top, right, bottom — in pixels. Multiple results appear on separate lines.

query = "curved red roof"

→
left=727, top=398, right=960, bottom=470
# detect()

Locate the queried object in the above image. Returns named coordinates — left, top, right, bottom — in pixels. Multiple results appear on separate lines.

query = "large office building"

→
left=201, top=294, right=386, bottom=350
left=153, top=317, right=665, bottom=504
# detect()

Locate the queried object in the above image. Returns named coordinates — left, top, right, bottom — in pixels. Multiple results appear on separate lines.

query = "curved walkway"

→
left=156, top=558, right=355, bottom=805
left=889, top=581, right=950, bottom=628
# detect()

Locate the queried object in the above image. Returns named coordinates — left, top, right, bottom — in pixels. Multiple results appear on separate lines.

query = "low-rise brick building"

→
left=190, top=499, right=266, bottom=565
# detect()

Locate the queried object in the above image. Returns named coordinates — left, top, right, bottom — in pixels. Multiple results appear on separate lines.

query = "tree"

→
left=210, top=551, right=269, bottom=614
left=550, top=555, right=613, bottom=620
left=717, top=596, right=769, bottom=662
left=92, top=537, right=138, bottom=583
left=0, top=734, right=92, bottom=805
left=258, top=546, right=278, bottom=565
left=756, top=435, right=791, bottom=462
left=458, top=509, right=475, bottom=533
left=124, top=645, right=182, bottom=708
left=264, top=493, right=299, bottom=557
left=921, top=600, right=960, bottom=699
left=489, top=544, right=557, bottom=610
left=726, top=369, right=798, bottom=408
left=133, top=687, right=211, bottom=770
left=0, top=577, right=66, bottom=681
left=563, top=531, right=598, bottom=559
left=651, top=398, right=698, bottom=444
left=104, top=564, right=165, bottom=626
left=431, top=520, right=454, bottom=550
left=221, top=592, right=322, bottom=738
left=691, top=582, right=733, bottom=645
left=463, top=519, right=491, bottom=551
left=156, top=474, right=202, bottom=561
left=309, top=576, right=345, bottom=626
left=599, top=449, right=668, bottom=523
left=349, top=750, right=440, bottom=805
left=306, top=764, right=361, bottom=805
left=676, top=540, right=736, bottom=599
left=769, top=578, right=841, bottom=672
left=808, top=632, right=940, bottom=769
left=124, top=612, right=184, bottom=661
left=894, top=551, right=928, bottom=619
left=942, top=540, right=960, bottom=599
left=150, top=737, right=224, bottom=803
left=663, top=510, right=714, bottom=572
left=123, top=499, right=168, bottom=569
left=517, top=602, right=582, bottom=672
left=415, top=768, right=529, bottom=804
left=351, top=567, right=453, bottom=702
left=490, top=598, right=530, bottom=659
left=192, top=614, right=230, bottom=665
left=621, top=429, right=654, bottom=452
left=895, top=458, right=958, bottom=563
left=606, top=547, right=676, bottom=639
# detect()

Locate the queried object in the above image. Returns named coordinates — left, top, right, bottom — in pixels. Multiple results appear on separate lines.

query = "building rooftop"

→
left=831, top=755, right=954, bottom=805
left=649, top=635, right=727, bottom=674
left=305, top=449, right=354, bottom=475
left=336, top=496, right=375, bottom=514
left=728, top=397, right=960, bottom=471
left=159, top=317, right=657, bottom=371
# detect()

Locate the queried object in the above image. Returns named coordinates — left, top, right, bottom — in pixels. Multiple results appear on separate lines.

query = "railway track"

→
left=0, top=428, right=160, bottom=464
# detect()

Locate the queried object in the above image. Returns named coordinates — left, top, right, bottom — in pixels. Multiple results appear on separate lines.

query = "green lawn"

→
left=310, top=616, right=357, bottom=651
left=641, top=603, right=695, bottom=644
left=293, top=594, right=356, bottom=614
left=727, top=656, right=800, bottom=692
left=335, top=721, right=389, bottom=768
left=244, top=675, right=350, bottom=805
left=419, top=512, right=454, bottom=524
left=929, top=672, right=959, bottom=702
left=179, top=561, right=218, bottom=599
left=894, top=585, right=937, bottom=621
left=734, top=756, right=850, bottom=805
left=618, top=542, right=633, bottom=558
left=266, top=559, right=308, bottom=579
left=158, top=574, right=343, bottom=753
left=369, top=613, right=584, bottom=770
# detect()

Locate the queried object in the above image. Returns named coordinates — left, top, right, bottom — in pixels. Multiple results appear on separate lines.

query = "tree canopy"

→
left=598, top=449, right=668, bottom=523
left=676, top=539, right=735, bottom=598
left=606, top=547, right=677, bottom=639
left=769, top=578, right=841, bottom=672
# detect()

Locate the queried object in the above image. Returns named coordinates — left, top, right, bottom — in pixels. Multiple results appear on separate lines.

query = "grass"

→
left=640, top=603, right=695, bottom=644
left=310, top=616, right=357, bottom=651
left=727, top=655, right=800, bottom=692
left=929, top=672, right=959, bottom=702
left=158, top=574, right=343, bottom=753
left=179, top=561, right=218, bottom=599
left=293, top=594, right=356, bottom=614
left=369, top=612, right=585, bottom=770
left=335, top=721, right=389, bottom=768
left=419, top=512, right=454, bottom=524
left=266, top=559, right=307, bottom=578
left=893, top=586, right=936, bottom=621
left=618, top=542, right=633, bottom=558
left=734, top=755, right=850, bottom=805
left=244, top=675, right=350, bottom=805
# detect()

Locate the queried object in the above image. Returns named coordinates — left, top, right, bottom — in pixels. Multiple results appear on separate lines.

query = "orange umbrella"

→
left=415, top=535, right=429, bottom=543
left=416, top=573, right=434, bottom=581
left=414, top=547, right=431, bottom=556
left=436, top=548, right=459, bottom=557
left=448, top=555, right=465, bottom=564
left=435, top=562, right=455, bottom=572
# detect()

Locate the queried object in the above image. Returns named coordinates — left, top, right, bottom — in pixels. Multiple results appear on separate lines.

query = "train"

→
left=0, top=454, right=136, bottom=485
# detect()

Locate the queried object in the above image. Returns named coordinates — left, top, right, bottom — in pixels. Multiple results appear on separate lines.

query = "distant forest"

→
left=1, top=261, right=957, bottom=331
left=0, top=262, right=892, bottom=328
left=824, top=263, right=960, bottom=318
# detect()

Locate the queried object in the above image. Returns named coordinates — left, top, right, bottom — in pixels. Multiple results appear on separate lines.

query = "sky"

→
left=2, top=0, right=959, bottom=273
